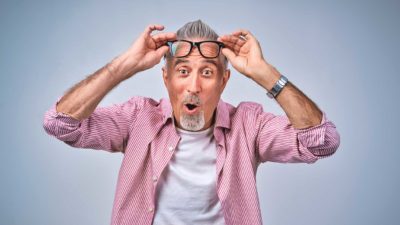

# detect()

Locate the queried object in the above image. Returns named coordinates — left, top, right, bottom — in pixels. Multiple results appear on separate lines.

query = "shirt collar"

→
left=160, top=98, right=231, bottom=129
left=214, top=99, right=231, bottom=129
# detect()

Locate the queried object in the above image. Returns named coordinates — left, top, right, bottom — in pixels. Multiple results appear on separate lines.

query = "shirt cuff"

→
left=296, top=112, right=328, bottom=148
left=46, top=97, right=82, bottom=126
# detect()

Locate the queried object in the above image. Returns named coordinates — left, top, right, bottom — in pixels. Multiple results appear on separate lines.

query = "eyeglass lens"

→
left=170, top=41, right=221, bottom=58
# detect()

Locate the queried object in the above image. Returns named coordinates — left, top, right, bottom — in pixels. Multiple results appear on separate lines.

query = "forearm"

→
left=218, top=30, right=324, bottom=129
left=56, top=56, right=132, bottom=120
left=255, top=63, right=322, bottom=129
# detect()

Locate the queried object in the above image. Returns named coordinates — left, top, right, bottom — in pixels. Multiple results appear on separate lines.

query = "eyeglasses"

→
left=166, top=40, right=225, bottom=59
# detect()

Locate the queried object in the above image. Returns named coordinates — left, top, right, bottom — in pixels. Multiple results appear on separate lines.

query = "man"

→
left=43, top=20, right=340, bottom=225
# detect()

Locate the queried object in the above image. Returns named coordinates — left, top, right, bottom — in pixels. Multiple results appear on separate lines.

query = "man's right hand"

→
left=110, top=24, right=176, bottom=80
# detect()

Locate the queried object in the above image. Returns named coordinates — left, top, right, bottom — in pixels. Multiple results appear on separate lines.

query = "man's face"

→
left=162, top=38, right=230, bottom=131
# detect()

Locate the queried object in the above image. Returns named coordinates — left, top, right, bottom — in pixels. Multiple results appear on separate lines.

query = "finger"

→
left=143, top=24, right=165, bottom=36
left=153, top=32, right=177, bottom=44
left=231, top=29, right=254, bottom=41
left=154, top=45, right=170, bottom=59
left=218, top=38, right=242, bottom=54
left=222, top=42, right=242, bottom=55
left=221, top=48, right=238, bottom=64
left=218, top=38, right=246, bottom=55
left=218, top=35, right=246, bottom=47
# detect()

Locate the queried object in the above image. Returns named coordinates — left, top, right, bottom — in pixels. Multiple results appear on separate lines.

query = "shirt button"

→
left=152, top=175, right=158, bottom=182
left=168, top=146, right=174, bottom=152
left=148, top=207, right=154, bottom=212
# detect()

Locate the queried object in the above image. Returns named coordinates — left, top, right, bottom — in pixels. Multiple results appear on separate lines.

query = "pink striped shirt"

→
left=43, top=96, right=340, bottom=225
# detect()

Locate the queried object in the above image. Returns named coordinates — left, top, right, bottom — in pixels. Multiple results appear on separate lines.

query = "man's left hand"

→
left=218, top=30, right=280, bottom=90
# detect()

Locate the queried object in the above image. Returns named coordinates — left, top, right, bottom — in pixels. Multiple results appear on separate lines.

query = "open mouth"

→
left=185, top=103, right=198, bottom=111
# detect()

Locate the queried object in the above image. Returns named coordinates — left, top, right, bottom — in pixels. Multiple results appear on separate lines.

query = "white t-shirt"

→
left=153, top=126, right=225, bottom=225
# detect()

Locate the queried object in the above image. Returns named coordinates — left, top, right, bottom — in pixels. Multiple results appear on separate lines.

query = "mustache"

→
left=182, top=94, right=202, bottom=105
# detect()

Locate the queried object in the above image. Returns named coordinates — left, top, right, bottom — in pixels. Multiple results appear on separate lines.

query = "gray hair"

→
left=176, top=20, right=219, bottom=40
left=165, top=20, right=228, bottom=67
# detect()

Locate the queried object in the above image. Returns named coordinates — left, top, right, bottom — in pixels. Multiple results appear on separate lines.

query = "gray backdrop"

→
left=1, top=0, right=399, bottom=224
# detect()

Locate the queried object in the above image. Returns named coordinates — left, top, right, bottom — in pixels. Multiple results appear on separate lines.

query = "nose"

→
left=187, top=74, right=201, bottom=94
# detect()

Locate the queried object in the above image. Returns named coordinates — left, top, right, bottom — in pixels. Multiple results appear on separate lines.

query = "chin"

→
left=179, top=110, right=206, bottom=131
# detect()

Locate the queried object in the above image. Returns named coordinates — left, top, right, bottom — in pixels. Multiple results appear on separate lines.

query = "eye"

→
left=178, top=68, right=189, bottom=76
left=202, top=68, right=213, bottom=77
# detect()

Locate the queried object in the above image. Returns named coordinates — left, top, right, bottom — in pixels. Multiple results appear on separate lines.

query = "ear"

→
left=162, top=66, right=168, bottom=88
left=220, top=68, right=231, bottom=91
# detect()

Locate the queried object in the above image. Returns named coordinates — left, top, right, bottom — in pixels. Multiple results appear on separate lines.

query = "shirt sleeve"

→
left=43, top=97, right=143, bottom=152
left=256, top=110, right=340, bottom=164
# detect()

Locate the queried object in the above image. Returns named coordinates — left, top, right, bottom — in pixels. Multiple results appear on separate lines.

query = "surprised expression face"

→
left=162, top=38, right=230, bottom=131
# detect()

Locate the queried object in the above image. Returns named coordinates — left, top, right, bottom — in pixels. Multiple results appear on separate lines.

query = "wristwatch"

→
left=266, top=75, right=288, bottom=98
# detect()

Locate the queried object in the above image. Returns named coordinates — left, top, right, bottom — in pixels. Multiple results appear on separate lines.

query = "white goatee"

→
left=180, top=111, right=205, bottom=131
left=180, top=94, right=205, bottom=131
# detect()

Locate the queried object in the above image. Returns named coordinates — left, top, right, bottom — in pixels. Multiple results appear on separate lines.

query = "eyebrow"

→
left=173, top=58, right=189, bottom=67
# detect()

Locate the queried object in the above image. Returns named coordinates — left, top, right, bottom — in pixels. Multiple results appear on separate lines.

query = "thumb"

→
left=221, top=48, right=237, bottom=64
left=154, top=45, right=169, bottom=59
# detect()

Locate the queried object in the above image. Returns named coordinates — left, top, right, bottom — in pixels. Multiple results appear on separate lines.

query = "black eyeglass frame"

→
left=166, top=40, right=225, bottom=59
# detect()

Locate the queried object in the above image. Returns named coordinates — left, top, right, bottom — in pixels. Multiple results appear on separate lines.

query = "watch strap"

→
left=266, top=75, right=288, bottom=98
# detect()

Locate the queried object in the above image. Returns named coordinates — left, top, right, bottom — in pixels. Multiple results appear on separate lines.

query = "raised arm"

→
left=57, top=24, right=176, bottom=120
left=218, top=29, right=340, bottom=163
left=43, top=24, right=176, bottom=152
left=218, top=30, right=321, bottom=129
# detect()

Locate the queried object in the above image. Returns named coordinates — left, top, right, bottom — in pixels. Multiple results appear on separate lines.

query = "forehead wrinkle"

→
left=201, top=59, right=220, bottom=67
left=173, top=57, right=220, bottom=67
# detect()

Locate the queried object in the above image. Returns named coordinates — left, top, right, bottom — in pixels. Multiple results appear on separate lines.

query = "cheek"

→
left=166, top=79, right=186, bottom=104
left=171, top=81, right=185, bottom=95
left=202, top=89, right=222, bottom=111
